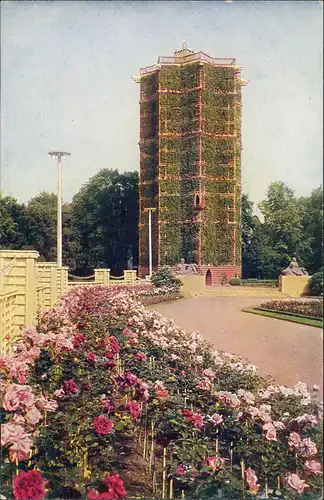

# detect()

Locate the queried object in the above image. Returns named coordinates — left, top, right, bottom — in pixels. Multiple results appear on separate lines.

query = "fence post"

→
left=94, top=269, right=110, bottom=285
left=123, top=270, right=137, bottom=284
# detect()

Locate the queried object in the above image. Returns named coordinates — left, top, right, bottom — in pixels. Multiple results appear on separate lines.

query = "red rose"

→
left=126, top=400, right=142, bottom=421
left=73, top=333, right=86, bottom=348
left=104, top=474, right=127, bottom=499
left=93, top=415, right=114, bottom=435
left=86, top=352, right=96, bottom=363
left=64, top=378, right=79, bottom=394
left=13, top=470, right=47, bottom=500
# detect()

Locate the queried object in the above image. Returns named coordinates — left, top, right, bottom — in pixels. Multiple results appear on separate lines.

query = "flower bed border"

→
left=242, top=307, right=323, bottom=328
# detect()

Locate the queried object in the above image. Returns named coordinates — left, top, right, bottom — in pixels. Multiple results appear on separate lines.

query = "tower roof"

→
left=140, top=44, right=237, bottom=76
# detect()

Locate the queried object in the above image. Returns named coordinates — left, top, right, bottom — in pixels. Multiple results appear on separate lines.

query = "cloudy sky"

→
left=1, top=0, right=323, bottom=208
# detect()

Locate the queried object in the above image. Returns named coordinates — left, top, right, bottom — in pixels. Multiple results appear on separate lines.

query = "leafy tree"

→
left=258, top=182, right=308, bottom=278
left=70, top=169, right=139, bottom=274
left=241, top=194, right=263, bottom=278
left=297, top=186, right=323, bottom=274
left=0, top=193, right=25, bottom=248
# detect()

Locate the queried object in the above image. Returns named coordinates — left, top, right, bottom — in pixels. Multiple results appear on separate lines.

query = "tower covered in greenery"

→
left=138, top=44, right=246, bottom=282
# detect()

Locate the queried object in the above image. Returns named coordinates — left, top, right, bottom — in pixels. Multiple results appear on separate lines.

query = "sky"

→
left=1, top=0, right=323, bottom=210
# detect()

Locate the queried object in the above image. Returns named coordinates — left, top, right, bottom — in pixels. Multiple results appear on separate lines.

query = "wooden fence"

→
left=0, top=252, right=142, bottom=356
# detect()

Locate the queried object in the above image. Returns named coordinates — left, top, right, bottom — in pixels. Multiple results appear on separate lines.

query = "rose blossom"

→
left=300, top=437, right=317, bottom=457
left=191, top=414, right=204, bottom=429
left=288, top=432, right=301, bottom=450
left=262, top=422, right=277, bottom=441
left=103, top=473, right=127, bottom=499
left=26, top=406, right=42, bottom=426
left=1, top=423, right=28, bottom=447
left=3, top=384, right=35, bottom=411
left=93, top=415, right=114, bottom=435
left=175, top=465, right=186, bottom=476
left=136, top=352, right=147, bottom=362
left=304, top=460, right=322, bottom=475
left=126, top=401, right=142, bottom=421
left=245, top=467, right=260, bottom=494
left=13, top=470, right=47, bottom=500
left=196, top=379, right=212, bottom=391
left=205, top=456, right=225, bottom=470
left=286, top=473, right=309, bottom=494
left=86, top=352, right=96, bottom=363
left=202, top=368, right=216, bottom=380
left=209, top=413, right=223, bottom=426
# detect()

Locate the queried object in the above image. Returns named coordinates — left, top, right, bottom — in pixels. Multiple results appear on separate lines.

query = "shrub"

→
left=151, top=266, right=182, bottom=290
left=229, top=277, right=242, bottom=286
left=310, top=269, right=323, bottom=296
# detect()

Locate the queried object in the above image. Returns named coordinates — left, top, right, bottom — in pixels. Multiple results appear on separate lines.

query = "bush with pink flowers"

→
left=0, top=285, right=322, bottom=499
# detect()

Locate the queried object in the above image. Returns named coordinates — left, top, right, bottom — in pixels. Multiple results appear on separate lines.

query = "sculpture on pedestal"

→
left=176, top=258, right=199, bottom=276
left=281, top=257, right=308, bottom=276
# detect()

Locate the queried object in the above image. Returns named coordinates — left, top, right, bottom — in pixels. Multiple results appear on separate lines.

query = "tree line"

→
left=0, top=169, right=322, bottom=278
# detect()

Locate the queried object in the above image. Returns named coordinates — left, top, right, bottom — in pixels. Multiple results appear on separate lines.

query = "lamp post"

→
left=48, top=151, right=70, bottom=267
left=144, top=207, right=156, bottom=277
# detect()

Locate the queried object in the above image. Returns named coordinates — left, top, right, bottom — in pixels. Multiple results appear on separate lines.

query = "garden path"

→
left=150, top=297, right=323, bottom=396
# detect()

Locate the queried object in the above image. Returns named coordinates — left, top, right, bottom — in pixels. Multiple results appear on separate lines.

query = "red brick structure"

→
left=136, top=43, right=246, bottom=285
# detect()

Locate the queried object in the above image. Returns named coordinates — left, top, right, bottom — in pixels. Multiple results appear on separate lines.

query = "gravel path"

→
left=150, top=297, right=323, bottom=394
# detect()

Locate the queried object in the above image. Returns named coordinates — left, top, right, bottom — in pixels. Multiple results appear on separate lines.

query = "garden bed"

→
left=1, top=285, right=323, bottom=499
left=242, top=307, right=323, bottom=328
left=259, top=299, right=323, bottom=318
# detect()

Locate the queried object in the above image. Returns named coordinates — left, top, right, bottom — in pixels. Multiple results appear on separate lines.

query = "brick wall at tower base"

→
left=198, top=265, right=241, bottom=286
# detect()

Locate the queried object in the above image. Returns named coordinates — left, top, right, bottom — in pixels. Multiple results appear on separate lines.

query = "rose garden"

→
left=0, top=267, right=323, bottom=499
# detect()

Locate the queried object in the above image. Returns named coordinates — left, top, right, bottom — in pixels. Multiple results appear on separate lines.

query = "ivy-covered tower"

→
left=137, top=43, right=247, bottom=283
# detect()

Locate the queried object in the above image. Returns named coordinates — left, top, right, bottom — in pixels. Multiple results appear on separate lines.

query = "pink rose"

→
left=175, top=465, right=186, bottom=476
left=286, top=473, right=309, bottom=494
left=305, top=460, right=322, bottom=475
left=300, top=437, right=317, bottom=457
left=197, top=379, right=212, bottom=391
left=288, top=431, right=301, bottom=450
left=192, top=414, right=204, bottom=429
left=1, top=423, right=27, bottom=446
left=86, top=352, right=96, bottom=363
left=3, top=384, right=35, bottom=411
left=202, top=369, right=216, bottom=380
left=263, top=422, right=277, bottom=441
left=209, top=413, right=224, bottom=426
left=245, top=467, right=260, bottom=494
left=26, top=406, right=42, bottom=426
left=136, top=352, right=147, bottom=362
left=205, top=456, right=225, bottom=470
left=9, top=434, right=33, bottom=462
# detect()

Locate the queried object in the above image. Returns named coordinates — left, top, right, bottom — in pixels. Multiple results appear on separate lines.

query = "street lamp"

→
left=144, top=207, right=156, bottom=277
left=48, top=151, right=71, bottom=267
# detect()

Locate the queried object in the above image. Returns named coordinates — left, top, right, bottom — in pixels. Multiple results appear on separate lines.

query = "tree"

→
left=258, top=182, right=310, bottom=278
left=0, top=193, right=26, bottom=249
left=297, top=186, right=323, bottom=273
left=70, top=169, right=139, bottom=274
left=241, top=194, right=262, bottom=278
left=21, top=192, right=57, bottom=261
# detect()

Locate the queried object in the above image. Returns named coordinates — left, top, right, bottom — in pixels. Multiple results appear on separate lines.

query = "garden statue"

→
left=281, top=256, right=308, bottom=276
left=176, top=258, right=199, bottom=275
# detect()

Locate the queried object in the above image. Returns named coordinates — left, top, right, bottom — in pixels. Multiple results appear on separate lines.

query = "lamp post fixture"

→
left=144, top=207, right=156, bottom=277
left=48, top=151, right=70, bottom=267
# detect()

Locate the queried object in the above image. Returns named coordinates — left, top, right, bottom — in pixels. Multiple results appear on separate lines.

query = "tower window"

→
left=194, top=192, right=204, bottom=210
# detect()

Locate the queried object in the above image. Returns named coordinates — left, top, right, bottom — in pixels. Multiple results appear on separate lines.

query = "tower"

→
left=136, top=43, right=247, bottom=283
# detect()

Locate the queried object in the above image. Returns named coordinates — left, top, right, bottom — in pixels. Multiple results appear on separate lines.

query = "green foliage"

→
left=229, top=277, right=241, bottom=286
left=297, top=187, right=323, bottom=274
left=70, top=169, right=139, bottom=274
left=151, top=266, right=182, bottom=290
left=310, top=269, right=323, bottom=296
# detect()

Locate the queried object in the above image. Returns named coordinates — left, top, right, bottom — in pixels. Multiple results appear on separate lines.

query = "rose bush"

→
left=0, top=284, right=322, bottom=499
left=260, top=299, right=323, bottom=318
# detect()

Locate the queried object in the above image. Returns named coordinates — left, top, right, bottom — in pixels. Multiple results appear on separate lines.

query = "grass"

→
left=242, top=307, right=323, bottom=329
